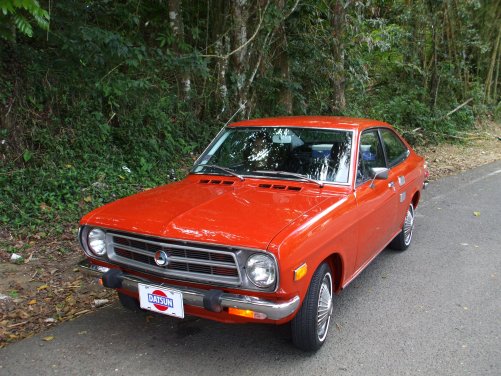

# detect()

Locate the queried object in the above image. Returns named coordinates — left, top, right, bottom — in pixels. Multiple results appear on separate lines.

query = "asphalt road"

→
left=1, top=161, right=500, bottom=376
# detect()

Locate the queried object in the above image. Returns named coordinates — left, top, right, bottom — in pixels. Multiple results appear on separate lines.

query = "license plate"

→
left=138, top=283, right=184, bottom=318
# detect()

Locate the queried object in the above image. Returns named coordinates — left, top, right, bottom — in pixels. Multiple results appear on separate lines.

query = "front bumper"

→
left=79, top=259, right=300, bottom=321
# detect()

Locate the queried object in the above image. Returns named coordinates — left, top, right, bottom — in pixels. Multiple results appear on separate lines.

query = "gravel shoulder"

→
left=415, top=121, right=501, bottom=181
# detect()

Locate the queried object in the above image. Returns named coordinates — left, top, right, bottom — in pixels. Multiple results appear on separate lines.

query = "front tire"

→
left=390, top=203, right=415, bottom=251
left=291, top=263, right=333, bottom=351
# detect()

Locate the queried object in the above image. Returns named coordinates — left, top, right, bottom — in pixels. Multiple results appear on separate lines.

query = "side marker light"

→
left=294, top=263, right=308, bottom=281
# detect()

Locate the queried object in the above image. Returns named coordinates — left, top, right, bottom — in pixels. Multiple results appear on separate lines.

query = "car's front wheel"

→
left=291, top=262, right=333, bottom=351
left=390, top=203, right=415, bottom=251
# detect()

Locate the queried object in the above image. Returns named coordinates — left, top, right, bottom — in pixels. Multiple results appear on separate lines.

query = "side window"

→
left=380, top=129, right=408, bottom=167
left=357, top=130, right=385, bottom=184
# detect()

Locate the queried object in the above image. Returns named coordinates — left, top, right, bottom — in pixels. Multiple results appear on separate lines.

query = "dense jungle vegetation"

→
left=0, top=0, right=500, bottom=229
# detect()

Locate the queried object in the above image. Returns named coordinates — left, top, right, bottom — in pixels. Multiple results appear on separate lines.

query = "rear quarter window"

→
left=380, top=129, right=408, bottom=167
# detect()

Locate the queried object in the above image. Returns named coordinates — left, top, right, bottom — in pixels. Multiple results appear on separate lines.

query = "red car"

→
left=78, top=116, right=428, bottom=351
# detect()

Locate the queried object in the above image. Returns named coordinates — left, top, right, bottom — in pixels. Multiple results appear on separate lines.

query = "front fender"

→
left=268, top=193, right=358, bottom=302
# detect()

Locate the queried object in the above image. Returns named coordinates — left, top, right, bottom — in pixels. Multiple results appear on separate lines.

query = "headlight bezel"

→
left=245, top=253, right=277, bottom=289
left=88, top=228, right=107, bottom=256
left=79, top=226, right=108, bottom=258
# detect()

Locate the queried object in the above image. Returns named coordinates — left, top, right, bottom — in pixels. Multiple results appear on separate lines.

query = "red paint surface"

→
left=80, top=117, right=426, bottom=324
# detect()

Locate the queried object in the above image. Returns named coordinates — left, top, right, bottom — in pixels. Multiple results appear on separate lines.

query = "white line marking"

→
left=486, top=169, right=501, bottom=177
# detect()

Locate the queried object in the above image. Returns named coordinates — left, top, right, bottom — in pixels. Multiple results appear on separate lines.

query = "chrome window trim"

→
left=379, top=128, right=410, bottom=168
left=355, top=127, right=387, bottom=187
left=192, top=125, right=227, bottom=166
left=190, top=126, right=356, bottom=187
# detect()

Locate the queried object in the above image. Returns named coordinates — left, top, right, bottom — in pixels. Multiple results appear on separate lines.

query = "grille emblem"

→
left=154, top=250, right=169, bottom=266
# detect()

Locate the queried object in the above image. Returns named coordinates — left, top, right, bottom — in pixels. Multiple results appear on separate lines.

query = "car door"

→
left=379, top=128, right=411, bottom=236
left=354, top=129, right=397, bottom=270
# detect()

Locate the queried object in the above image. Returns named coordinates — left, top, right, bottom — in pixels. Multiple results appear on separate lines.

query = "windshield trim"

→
left=191, top=126, right=356, bottom=187
left=190, top=172, right=353, bottom=187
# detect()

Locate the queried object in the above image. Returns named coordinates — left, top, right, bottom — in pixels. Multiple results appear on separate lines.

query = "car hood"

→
left=81, top=176, right=347, bottom=249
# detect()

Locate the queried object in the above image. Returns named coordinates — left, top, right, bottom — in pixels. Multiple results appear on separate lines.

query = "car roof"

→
left=230, top=116, right=390, bottom=131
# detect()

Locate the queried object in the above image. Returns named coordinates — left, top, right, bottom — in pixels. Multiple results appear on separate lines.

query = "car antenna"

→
left=224, top=100, right=247, bottom=127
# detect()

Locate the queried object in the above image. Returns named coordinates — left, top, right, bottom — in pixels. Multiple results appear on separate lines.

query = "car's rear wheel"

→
left=118, top=291, right=142, bottom=311
left=390, top=203, right=415, bottom=251
left=291, top=263, right=333, bottom=351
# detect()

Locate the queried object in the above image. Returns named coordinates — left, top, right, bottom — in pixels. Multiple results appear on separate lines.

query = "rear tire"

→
left=291, top=263, right=333, bottom=351
left=390, top=203, right=415, bottom=251
left=118, top=292, right=142, bottom=312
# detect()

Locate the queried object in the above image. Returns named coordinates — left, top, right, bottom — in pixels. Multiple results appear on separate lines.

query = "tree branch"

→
left=442, top=98, right=473, bottom=118
left=201, top=1, right=271, bottom=59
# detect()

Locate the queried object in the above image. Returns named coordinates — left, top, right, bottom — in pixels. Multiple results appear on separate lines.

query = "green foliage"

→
left=0, top=0, right=499, bottom=229
left=0, top=0, right=49, bottom=40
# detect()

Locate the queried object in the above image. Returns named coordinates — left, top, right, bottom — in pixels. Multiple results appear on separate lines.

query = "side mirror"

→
left=370, top=167, right=389, bottom=180
left=369, top=167, right=389, bottom=188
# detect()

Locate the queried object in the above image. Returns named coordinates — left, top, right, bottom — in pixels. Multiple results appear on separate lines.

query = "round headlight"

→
left=88, top=228, right=106, bottom=256
left=246, top=254, right=276, bottom=288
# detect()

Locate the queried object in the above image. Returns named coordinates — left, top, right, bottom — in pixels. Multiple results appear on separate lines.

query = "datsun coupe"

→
left=78, top=116, right=428, bottom=351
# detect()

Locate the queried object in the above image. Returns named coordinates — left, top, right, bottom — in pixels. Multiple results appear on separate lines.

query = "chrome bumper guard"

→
left=78, top=259, right=300, bottom=321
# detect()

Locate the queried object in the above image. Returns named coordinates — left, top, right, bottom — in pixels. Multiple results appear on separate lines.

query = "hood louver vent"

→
left=199, top=179, right=234, bottom=185
left=258, top=183, right=302, bottom=192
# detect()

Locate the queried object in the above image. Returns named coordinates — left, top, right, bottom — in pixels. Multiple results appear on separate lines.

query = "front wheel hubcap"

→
left=317, top=272, right=333, bottom=342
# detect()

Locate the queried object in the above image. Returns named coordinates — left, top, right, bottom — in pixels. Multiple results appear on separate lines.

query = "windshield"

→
left=192, top=127, right=353, bottom=184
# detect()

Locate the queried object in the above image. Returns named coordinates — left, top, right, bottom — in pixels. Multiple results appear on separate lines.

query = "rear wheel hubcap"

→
left=403, top=204, right=415, bottom=246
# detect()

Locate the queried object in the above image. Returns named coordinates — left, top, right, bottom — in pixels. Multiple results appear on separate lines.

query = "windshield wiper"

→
left=197, top=164, right=244, bottom=181
left=253, top=170, right=324, bottom=188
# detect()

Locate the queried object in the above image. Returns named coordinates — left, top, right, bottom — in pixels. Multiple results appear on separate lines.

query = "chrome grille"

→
left=106, top=233, right=241, bottom=286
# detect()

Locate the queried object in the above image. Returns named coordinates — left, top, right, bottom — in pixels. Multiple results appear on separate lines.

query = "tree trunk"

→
left=214, top=36, right=230, bottom=118
left=168, top=0, right=191, bottom=98
left=276, top=29, right=292, bottom=114
left=1, top=24, right=21, bottom=157
left=330, top=0, right=348, bottom=114
left=230, top=0, right=250, bottom=110
left=493, top=43, right=500, bottom=101
left=485, top=25, right=501, bottom=102
left=275, top=0, right=292, bottom=114
left=428, top=1, right=440, bottom=111
left=211, top=0, right=230, bottom=118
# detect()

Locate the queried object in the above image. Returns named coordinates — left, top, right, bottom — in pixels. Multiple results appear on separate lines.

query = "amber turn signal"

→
left=294, top=263, right=308, bottom=281
left=228, top=307, right=267, bottom=320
